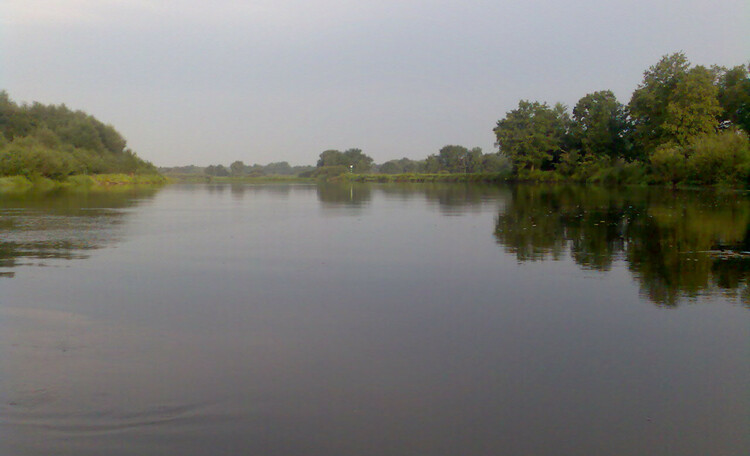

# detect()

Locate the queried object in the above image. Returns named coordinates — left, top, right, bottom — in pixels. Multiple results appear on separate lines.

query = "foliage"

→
left=628, top=52, right=692, bottom=152
left=488, top=52, right=748, bottom=186
left=662, top=66, right=722, bottom=144
left=685, top=130, right=750, bottom=185
left=494, top=100, right=570, bottom=172
left=303, top=165, right=350, bottom=180
left=316, top=148, right=373, bottom=173
left=649, top=143, right=688, bottom=185
left=648, top=130, right=750, bottom=185
left=378, top=157, right=422, bottom=174
left=629, top=53, right=721, bottom=153
left=89, top=173, right=167, bottom=185
left=205, top=164, right=230, bottom=176
left=715, top=64, right=750, bottom=134
left=345, top=171, right=511, bottom=183
left=0, top=91, right=156, bottom=179
left=230, top=160, right=245, bottom=177
left=571, top=90, right=630, bottom=160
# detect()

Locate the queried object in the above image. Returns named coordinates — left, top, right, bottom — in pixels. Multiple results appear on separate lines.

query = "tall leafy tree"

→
left=629, top=53, right=690, bottom=152
left=493, top=100, right=570, bottom=172
left=317, top=149, right=346, bottom=167
left=716, top=64, right=750, bottom=134
left=230, top=160, right=245, bottom=176
left=662, top=65, right=721, bottom=144
left=571, top=90, right=630, bottom=159
left=316, top=148, right=373, bottom=172
left=342, top=148, right=373, bottom=173
left=437, top=145, right=469, bottom=173
left=629, top=53, right=721, bottom=153
left=465, top=147, right=484, bottom=173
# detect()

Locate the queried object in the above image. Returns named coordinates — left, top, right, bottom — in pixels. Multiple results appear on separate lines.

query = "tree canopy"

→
left=493, top=101, right=570, bottom=172
left=493, top=53, right=750, bottom=185
left=0, top=91, right=156, bottom=178
left=316, top=148, right=374, bottom=173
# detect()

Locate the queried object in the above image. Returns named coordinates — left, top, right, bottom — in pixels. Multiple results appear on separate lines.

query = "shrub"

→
left=685, top=130, right=750, bottom=185
left=650, top=143, right=688, bottom=185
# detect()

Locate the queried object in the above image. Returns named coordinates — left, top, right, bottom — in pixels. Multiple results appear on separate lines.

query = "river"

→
left=1, top=183, right=748, bottom=455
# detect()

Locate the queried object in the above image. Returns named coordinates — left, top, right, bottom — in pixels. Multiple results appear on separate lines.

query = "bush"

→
left=685, top=130, right=750, bottom=185
left=650, top=143, right=688, bottom=185
left=587, top=158, right=647, bottom=185
left=307, top=165, right=349, bottom=180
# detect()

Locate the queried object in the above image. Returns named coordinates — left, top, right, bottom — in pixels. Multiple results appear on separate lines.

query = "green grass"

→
left=0, top=173, right=166, bottom=190
left=342, top=172, right=512, bottom=183
left=0, top=175, right=34, bottom=189
left=88, top=173, right=167, bottom=185
left=166, top=174, right=315, bottom=184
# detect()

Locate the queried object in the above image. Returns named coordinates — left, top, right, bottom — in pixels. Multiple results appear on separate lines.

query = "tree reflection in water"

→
left=494, top=184, right=750, bottom=307
left=0, top=187, right=159, bottom=278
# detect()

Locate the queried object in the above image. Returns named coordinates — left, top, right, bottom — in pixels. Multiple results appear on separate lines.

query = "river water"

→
left=1, top=183, right=748, bottom=455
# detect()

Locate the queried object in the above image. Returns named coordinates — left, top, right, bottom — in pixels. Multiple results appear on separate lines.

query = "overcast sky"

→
left=2, top=0, right=748, bottom=166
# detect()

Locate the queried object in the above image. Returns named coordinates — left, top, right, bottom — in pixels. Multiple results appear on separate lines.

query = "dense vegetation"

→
left=494, top=53, right=750, bottom=185
left=161, top=161, right=315, bottom=180
left=0, top=92, right=157, bottom=180
left=292, top=146, right=510, bottom=182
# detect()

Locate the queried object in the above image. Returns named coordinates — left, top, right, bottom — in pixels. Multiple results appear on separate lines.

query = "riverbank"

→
left=340, top=172, right=511, bottom=183
left=0, top=174, right=167, bottom=190
left=164, top=174, right=315, bottom=184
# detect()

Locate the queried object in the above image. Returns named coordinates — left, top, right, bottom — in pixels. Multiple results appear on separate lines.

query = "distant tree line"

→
left=160, top=161, right=315, bottom=178
left=0, top=91, right=156, bottom=179
left=308, top=145, right=510, bottom=178
left=494, top=53, right=750, bottom=185
left=157, top=52, right=750, bottom=187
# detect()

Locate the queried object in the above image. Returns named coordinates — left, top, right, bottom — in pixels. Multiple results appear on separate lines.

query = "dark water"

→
left=1, top=183, right=748, bottom=456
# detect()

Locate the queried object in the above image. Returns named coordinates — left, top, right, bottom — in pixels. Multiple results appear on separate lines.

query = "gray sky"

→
left=2, top=0, right=748, bottom=167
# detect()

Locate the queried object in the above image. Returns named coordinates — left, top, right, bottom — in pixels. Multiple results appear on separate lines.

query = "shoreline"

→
left=0, top=174, right=167, bottom=190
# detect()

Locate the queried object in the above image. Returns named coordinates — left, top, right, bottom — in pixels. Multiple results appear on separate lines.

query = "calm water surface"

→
left=1, top=183, right=748, bottom=455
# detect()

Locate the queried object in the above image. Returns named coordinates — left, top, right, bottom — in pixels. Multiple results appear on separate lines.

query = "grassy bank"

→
left=164, top=174, right=315, bottom=184
left=0, top=173, right=166, bottom=190
left=341, top=172, right=512, bottom=183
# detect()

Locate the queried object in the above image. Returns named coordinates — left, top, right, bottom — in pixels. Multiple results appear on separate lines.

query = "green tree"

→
left=265, top=161, right=293, bottom=175
left=0, top=91, right=34, bottom=140
left=343, top=148, right=373, bottom=173
left=437, top=145, right=468, bottom=173
left=317, top=149, right=346, bottom=167
left=230, top=160, right=246, bottom=177
left=493, top=100, right=570, bottom=172
left=629, top=53, right=691, bottom=152
left=379, top=160, right=403, bottom=174
left=317, top=148, right=373, bottom=173
left=214, top=164, right=229, bottom=176
left=571, top=90, right=630, bottom=159
left=662, top=65, right=721, bottom=144
left=422, top=154, right=441, bottom=173
left=480, top=152, right=510, bottom=173
left=684, top=129, right=750, bottom=185
left=0, top=91, right=155, bottom=178
left=716, top=64, right=750, bottom=134
left=465, top=147, right=483, bottom=173
left=629, top=53, right=720, bottom=153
